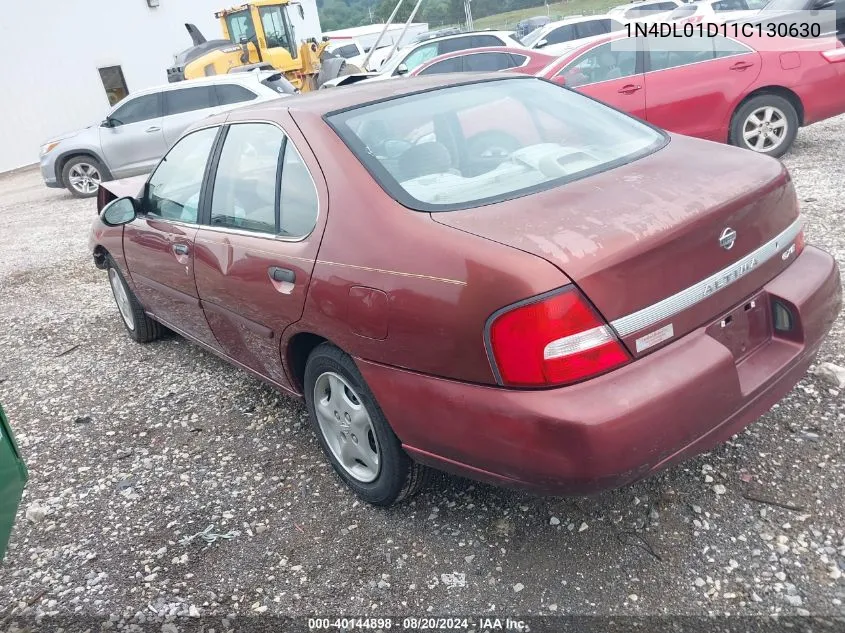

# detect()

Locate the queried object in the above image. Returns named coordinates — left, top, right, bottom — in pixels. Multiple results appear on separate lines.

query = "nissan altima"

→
left=89, top=75, right=841, bottom=505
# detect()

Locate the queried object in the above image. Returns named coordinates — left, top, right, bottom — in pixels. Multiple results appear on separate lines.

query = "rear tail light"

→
left=821, top=47, right=845, bottom=63
left=794, top=229, right=805, bottom=254
left=487, top=286, right=631, bottom=387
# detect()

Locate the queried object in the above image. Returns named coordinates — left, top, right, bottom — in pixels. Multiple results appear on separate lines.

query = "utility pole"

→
left=464, top=0, right=473, bottom=30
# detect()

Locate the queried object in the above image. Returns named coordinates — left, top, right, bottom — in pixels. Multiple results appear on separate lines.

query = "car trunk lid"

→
left=433, top=135, right=803, bottom=357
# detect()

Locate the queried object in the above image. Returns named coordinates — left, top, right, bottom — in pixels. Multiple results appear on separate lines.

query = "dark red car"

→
left=409, top=46, right=556, bottom=77
left=533, top=32, right=845, bottom=156
left=90, top=75, right=840, bottom=506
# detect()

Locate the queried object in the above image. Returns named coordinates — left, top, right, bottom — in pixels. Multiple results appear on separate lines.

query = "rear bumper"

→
left=358, top=245, right=841, bottom=495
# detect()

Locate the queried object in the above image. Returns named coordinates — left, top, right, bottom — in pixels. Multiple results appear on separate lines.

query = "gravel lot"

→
left=1, top=117, right=844, bottom=632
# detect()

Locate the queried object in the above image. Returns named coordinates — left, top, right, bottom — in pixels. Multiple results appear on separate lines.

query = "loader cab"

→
left=218, top=2, right=299, bottom=70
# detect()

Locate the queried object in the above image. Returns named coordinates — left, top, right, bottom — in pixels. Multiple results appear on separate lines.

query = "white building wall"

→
left=0, top=0, right=231, bottom=172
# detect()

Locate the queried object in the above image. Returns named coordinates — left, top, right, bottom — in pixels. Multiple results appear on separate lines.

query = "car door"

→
left=553, top=39, right=647, bottom=120
left=193, top=118, right=324, bottom=388
left=161, top=85, right=221, bottom=147
left=99, top=92, right=167, bottom=178
left=643, top=35, right=761, bottom=141
left=122, top=126, right=221, bottom=349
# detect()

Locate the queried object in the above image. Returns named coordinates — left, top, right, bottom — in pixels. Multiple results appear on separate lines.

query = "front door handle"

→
left=146, top=126, right=162, bottom=133
left=617, top=84, right=642, bottom=95
left=268, top=266, right=295, bottom=283
left=729, top=61, right=754, bottom=71
left=172, top=243, right=189, bottom=256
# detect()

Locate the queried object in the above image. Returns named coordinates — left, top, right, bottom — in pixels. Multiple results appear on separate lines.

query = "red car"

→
left=90, top=75, right=840, bottom=506
left=409, top=46, right=557, bottom=77
left=534, top=32, right=845, bottom=156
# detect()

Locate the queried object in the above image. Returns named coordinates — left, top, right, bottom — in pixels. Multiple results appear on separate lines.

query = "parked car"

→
left=609, top=0, right=686, bottom=20
left=515, top=16, right=551, bottom=40
left=319, top=31, right=524, bottom=88
left=39, top=71, right=296, bottom=198
left=536, top=32, right=845, bottom=156
left=410, top=47, right=556, bottom=76
left=745, top=0, right=845, bottom=41
left=521, top=16, right=626, bottom=55
left=668, top=0, right=770, bottom=23
left=0, top=404, right=27, bottom=560
left=90, top=75, right=840, bottom=506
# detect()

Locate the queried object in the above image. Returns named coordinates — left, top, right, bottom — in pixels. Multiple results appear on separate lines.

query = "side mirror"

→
left=535, top=39, right=548, bottom=48
left=101, top=197, right=138, bottom=227
left=101, top=117, right=115, bottom=128
left=554, top=74, right=566, bottom=86
left=395, top=63, right=409, bottom=76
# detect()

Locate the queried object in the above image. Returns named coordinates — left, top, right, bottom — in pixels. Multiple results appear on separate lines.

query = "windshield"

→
left=521, top=26, right=550, bottom=48
left=326, top=78, right=666, bottom=212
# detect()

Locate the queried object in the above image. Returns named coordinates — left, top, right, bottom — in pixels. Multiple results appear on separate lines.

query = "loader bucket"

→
left=0, top=403, right=27, bottom=560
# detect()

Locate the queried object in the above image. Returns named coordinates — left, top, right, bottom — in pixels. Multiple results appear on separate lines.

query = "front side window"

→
left=215, top=83, right=258, bottom=106
left=437, top=36, right=475, bottom=54
left=165, top=86, right=216, bottom=116
left=226, top=10, right=256, bottom=43
left=559, top=40, right=638, bottom=86
left=418, top=57, right=463, bottom=75
left=669, top=5, right=698, bottom=18
left=577, top=19, right=612, bottom=38
left=211, top=124, right=285, bottom=234
left=545, top=24, right=577, bottom=45
left=110, top=93, right=161, bottom=125
left=258, top=5, right=292, bottom=50
left=145, top=127, right=219, bottom=222
left=333, top=43, right=360, bottom=58
left=471, top=35, right=505, bottom=47
left=327, top=78, right=665, bottom=211
left=464, top=52, right=516, bottom=72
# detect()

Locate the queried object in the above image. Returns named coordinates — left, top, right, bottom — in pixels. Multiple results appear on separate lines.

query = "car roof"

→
left=229, top=73, right=533, bottom=120
left=130, top=72, right=272, bottom=98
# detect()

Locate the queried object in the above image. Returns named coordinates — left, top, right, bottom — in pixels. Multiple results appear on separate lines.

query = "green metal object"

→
left=0, top=403, right=28, bottom=560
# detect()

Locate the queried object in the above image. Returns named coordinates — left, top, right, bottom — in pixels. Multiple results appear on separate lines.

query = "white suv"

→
left=39, top=71, right=296, bottom=198
left=521, top=16, right=626, bottom=55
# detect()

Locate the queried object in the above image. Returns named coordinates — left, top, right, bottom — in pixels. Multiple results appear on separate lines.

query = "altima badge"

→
left=719, top=228, right=737, bottom=250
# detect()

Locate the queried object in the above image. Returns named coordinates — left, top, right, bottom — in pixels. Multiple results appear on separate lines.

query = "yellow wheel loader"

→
left=167, top=1, right=353, bottom=92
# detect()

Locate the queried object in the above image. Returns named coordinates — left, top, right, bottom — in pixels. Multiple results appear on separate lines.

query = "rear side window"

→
left=576, top=19, right=612, bottom=38
left=471, top=35, right=505, bottom=47
left=165, top=86, right=216, bottom=115
left=211, top=123, right=284, bottom=234
left=464, top=52, right=516, bottom=72
left=215, top=83, right=258, bottom=105
left=418, top=57, right=464, bottom=75
left=279, top=142, right=319, bottom=237
left=327, top=78, right=666, bottom=212
left=110, top=93, right=161, bottom=125
left=669, top=5, right=698, bottom=18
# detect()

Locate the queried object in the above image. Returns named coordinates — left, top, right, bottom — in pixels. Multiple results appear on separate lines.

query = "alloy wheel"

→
left=68, top=162, right=102, bottom=195
left=108, top=268, right=135, bottom=331
left=313, top=371, right=381, bottom=483
left=742, top=106, right=787, bottom=153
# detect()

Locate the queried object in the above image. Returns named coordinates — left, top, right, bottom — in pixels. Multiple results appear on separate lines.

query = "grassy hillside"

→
left=473, top=0, right=621, bottom=30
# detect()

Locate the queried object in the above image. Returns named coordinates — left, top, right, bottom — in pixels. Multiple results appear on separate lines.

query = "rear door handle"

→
left=146, top=126, right=162, bottom=133
left=729, top=61, right=754, bottom=71
left=617, top=84, right=642, bottom=95
left=172, top=243, right=189, bottom=256
left=268, top=266, right=295, bottom=283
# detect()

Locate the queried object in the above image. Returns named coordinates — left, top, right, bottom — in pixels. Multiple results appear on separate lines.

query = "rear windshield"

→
left=326, top=78, right=666, bottom=212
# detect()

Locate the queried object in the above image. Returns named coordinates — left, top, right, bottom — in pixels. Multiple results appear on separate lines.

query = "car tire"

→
left=62, top=155, right=106, bottom=198
left=730, top=94, right=799, bottom=158
left=106, top=256, right=161, bottom=343
left=304, top=343, right=431, bottom=506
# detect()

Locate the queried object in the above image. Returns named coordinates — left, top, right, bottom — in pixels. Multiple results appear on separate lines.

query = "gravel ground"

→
left=0, top=117, right=844, bottom=632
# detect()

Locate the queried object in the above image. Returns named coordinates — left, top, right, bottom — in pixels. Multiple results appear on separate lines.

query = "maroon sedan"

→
left=533, top=33, right=845, bottom=156
left=408, top=46, right=556, bottom=77
left=90, top=75, right=841, bottom=506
